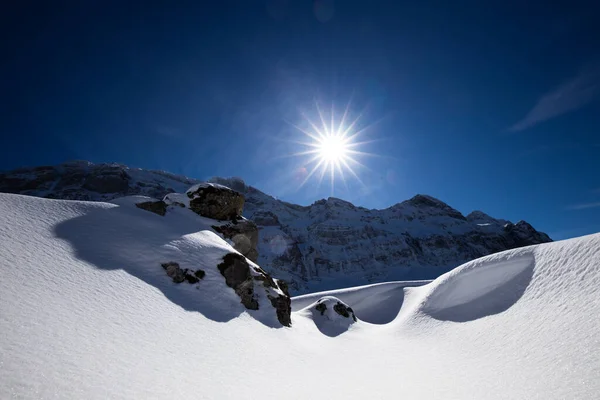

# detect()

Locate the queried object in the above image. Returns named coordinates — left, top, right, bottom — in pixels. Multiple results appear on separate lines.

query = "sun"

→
left=317, top=134, right=348, bottom=162
left=285, top=101, right=377, bottom=193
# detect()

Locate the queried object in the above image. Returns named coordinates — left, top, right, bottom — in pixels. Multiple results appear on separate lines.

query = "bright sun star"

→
left=318, top=134, right=348, bottom=162
left=286, top=101, right=377, bottom=193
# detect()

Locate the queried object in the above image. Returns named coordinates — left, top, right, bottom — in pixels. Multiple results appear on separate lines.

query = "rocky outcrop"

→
left=161, top=261, right=206, bottom=284
left=212, top=219, right=259, bottom=262
left=186, top=183, right=244, bottom=221
left=217, top=253, right=291, bottom=326
left=0, top=161, right=196, bottom=201
left=333, top=301, right=357, bottom=322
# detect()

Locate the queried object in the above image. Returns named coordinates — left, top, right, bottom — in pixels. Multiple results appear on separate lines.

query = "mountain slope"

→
left=1, top=161, right=552, bottom=294
left=0, top=192, right=597, bottom=399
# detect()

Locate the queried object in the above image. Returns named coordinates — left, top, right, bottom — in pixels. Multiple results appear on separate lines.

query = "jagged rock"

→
left=212, top=219, right=259, bottom=262
left=315, top=302, right=327, bottom=315
left=217, top=253, right=259, bottom=310
left=186, top=183, right=244, bottom=221
left=217, top=253, right=291, bottom=326
left=184, top=269, right=205, bottom=284
left=161, top=262, right=205, bottom=284
left=503, top=221, right=552, bottom=247
left=268, top=293, right=292, bottom=327
left=162, top=261, right=186, bottom=283
left=333, top=302, right=357, bottom=322
left=136, top=200, right=167, bottom=216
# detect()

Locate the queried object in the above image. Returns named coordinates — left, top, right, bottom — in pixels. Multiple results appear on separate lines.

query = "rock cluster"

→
left=161, top=261, right=206, bottom=284
left=217, top=253, right=291, bottom=327
left=314, top=297, right=357, bottom=322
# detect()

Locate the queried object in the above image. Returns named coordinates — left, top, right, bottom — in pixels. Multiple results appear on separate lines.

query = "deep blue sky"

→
left=1, top=1, right=600, bottom=239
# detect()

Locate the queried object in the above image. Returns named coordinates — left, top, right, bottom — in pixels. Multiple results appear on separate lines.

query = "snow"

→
left=186, top=182, right=232, bottom=194
left=1, top=192, right=599, bottom=399
left=297, top=296, right=357, bottom=337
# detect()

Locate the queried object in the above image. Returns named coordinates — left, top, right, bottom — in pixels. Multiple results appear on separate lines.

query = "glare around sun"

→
left=287, top=102, right=376, bottom=192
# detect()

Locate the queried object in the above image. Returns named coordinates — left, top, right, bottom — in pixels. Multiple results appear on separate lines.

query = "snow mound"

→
left=292, top=280, right=430, bottom=324
left=299, top=296, right=358, bottom=337
left=418, top=252, right=535, bottom=322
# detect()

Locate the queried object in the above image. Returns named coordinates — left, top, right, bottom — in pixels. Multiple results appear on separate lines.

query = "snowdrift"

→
left=1, top=193, right=599, bottom=399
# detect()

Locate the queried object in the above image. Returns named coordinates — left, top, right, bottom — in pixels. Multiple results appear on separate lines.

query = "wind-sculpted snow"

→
left=0, top=193, right=599, bottom=399
left=419, top=253, right=535, bottom=322
left=292, top=280, right=430, bottom=324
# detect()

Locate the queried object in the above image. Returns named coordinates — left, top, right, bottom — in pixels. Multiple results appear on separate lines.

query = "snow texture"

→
left=1, top=193, right=598, bottom=399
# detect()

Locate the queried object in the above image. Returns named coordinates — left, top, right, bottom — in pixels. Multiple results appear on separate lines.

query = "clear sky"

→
left=1, top=1, right=599, bottom=240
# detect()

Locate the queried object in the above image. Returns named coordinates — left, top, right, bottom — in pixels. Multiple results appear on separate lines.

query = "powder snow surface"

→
left=1, top=193, right=598, bottom=399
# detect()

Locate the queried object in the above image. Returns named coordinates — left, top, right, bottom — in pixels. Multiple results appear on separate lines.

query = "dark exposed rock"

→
left=276, top=279, right=290, bottom=297
left=315, top=302, right=327, bottom=315
left=217, top=253, right=259, bottom=310
left=161, top=262, right=205, bottom=284
left=187, top=184, right=244, bottom=221
left=333, top=301, right=357, bottom=322
left=212, top=219, right=259, bottom=262
left=503, top=221, right=552, bottom=247
left=217, top=252, right=291, bottom=326
left=136, top=200, right=167, bottom=216
left=0, top=168, right=58, bottom=193
left=162, top=261, right=186, bottom=283
left=269, top=294, right=292, bottom=327
left=252, top=267, right=277, bottom=288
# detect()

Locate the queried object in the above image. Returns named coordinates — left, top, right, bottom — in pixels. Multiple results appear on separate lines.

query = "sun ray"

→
left=299, top=112, right=327, bottom=140
left=335, top=160, right=350, bottom=191
left=315, top=103, right=329, bottom=137
left=299, top=158, right=326, bottom=188
left=339, top=158, right=365, bottom=187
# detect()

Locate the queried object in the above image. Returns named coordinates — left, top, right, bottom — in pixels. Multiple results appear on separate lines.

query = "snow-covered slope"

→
left=1, top=161, right=552, bottom=294
left=1, top=192, right=598, bottom=399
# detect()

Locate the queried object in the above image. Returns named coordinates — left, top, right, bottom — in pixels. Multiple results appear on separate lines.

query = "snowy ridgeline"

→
left=0, top=161, right=553, bottom=294
left=1, top=192, right=599, bottom=399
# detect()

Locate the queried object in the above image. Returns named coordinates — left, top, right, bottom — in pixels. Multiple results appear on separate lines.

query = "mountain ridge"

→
left=0, top=160, right=552, bottom=294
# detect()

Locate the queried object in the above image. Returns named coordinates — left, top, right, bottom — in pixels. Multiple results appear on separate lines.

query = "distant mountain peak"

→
left=0, top=161, right=552, bottom=294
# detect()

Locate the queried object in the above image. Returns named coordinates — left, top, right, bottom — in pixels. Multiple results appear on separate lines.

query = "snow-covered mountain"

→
left=0, top=161, right=551, bottom=294
left=1, top=192, right=598, bottom=399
